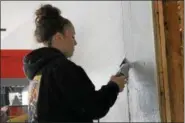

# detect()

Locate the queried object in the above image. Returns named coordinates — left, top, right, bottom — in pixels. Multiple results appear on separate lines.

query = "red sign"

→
left=1, top=50, right=31, bottom=78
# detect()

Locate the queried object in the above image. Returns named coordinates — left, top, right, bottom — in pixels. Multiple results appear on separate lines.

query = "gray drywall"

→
left=1, top=1, right=160, bottom=122
left=121, top=1, right=160, bottom=122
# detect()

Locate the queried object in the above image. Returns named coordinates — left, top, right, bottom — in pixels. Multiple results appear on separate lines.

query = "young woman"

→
left=23, top=4, right=127, bottom=122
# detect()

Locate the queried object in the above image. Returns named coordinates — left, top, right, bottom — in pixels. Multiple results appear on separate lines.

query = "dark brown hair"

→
left=34, top=4, right=71, bottom=45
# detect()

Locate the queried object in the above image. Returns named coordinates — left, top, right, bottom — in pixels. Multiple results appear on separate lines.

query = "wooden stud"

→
left=152, top=1, right=184, bottom=122
left=152, top=1, right=172, bottom=122
left=163, top=1, right=184, bottom=122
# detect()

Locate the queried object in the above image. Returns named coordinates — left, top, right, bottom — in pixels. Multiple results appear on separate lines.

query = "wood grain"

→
left=152, top=1, right=171, bottom=122
left=153, top=1, right=184, bottom=122
left=163, top=1, right=184, bottom=122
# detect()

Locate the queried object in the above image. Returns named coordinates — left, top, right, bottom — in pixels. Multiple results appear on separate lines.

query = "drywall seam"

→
left=127, top=6, right=132, bottom=121
left=121, top=1, right=131, bottom=122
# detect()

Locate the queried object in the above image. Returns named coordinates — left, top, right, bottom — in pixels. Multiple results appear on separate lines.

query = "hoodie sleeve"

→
left=54, top=61, right=119, bottom=120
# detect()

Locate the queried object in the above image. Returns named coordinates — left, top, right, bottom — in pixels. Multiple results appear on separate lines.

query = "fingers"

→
left=111, top=75, right=128, bottom=80
left=111, top=75, right=114, bottom=79
left=110, top=75, right=129, bottom=92
left=124, top=77, right=128, bottom=82
left=119, top=75, right=128, bottom=82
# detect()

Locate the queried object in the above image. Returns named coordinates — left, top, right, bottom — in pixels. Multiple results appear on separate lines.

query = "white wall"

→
left=1, top=1, right=160, bottom=122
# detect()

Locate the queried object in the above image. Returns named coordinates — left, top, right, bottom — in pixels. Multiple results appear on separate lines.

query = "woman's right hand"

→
left=110, top=75, right=128, bottom=92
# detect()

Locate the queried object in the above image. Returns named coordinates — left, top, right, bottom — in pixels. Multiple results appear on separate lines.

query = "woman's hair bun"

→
left=35, top=4, right=61, bottom=22
left=34, top=4, right=71, bottom=43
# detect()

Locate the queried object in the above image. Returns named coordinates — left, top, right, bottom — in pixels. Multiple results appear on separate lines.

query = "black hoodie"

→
left=23, top=47, right=119, bottom=122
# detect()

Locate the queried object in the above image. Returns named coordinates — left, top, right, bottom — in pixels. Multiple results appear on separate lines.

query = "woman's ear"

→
left=54, top=32, right=64, bottom=41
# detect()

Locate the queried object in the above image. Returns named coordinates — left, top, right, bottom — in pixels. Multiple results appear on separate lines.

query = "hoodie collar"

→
left=23, top=47, right=66, bottom=80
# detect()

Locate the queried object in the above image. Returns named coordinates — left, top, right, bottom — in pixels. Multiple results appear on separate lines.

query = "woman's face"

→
left=53, top=23, right=77, bottom=58
left=63, top=24, right=77, bottom=57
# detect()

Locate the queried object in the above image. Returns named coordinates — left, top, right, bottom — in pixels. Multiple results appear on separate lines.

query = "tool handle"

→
left=116, top=62, right=130, bottom=77
left=115, top=72, right=125, bottom=77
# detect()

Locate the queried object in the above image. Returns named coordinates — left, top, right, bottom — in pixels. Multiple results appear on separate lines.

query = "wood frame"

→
left=152, top=1, right=184, bottom=122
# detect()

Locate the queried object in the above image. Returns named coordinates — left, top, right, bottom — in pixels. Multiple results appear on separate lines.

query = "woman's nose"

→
left=74, top=40, right=77, bottom=46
